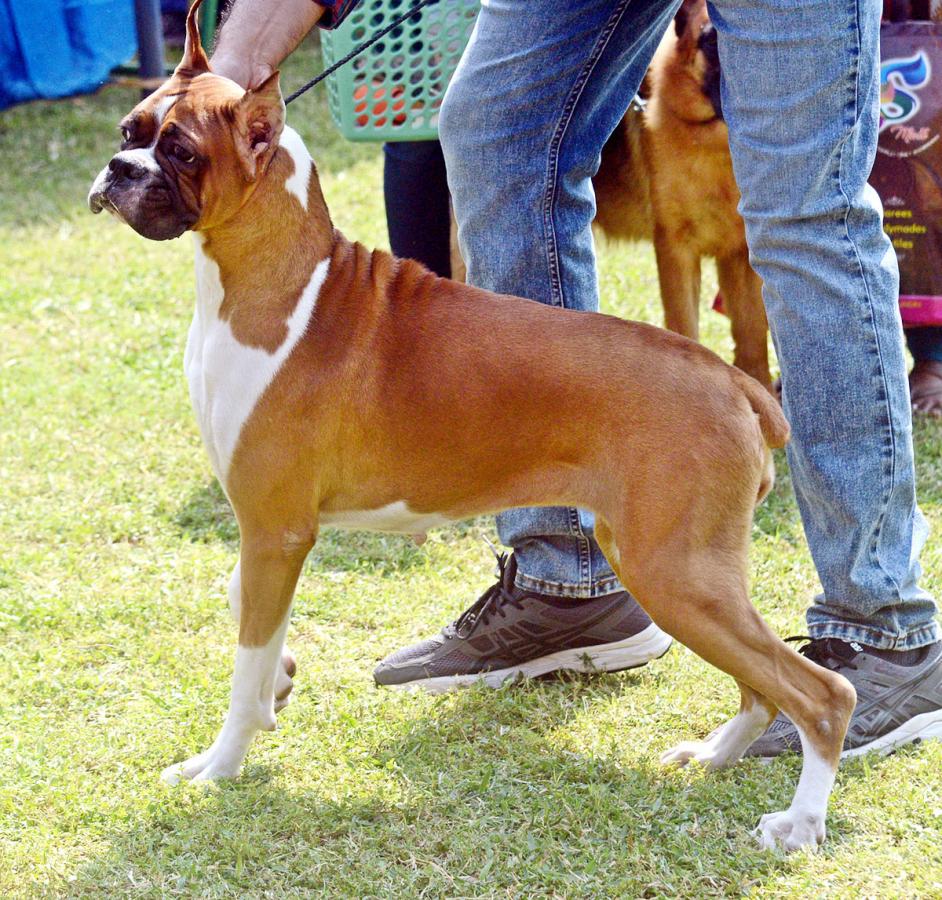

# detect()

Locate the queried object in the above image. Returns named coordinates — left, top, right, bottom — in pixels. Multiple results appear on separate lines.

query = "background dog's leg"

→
left=228, top=561, right=297, bottom=712
left=162, top=533, right=312, bottom=783
left=654, top=228, right=701, bottom=340
left=716, top=253, right=772, bottom=391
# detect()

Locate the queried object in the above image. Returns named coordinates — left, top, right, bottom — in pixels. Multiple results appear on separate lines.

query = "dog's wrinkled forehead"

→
left=122, top=74, right=243, bottom=151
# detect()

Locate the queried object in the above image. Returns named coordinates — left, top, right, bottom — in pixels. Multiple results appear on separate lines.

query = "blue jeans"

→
left=440, top=0, right=939, bottom=648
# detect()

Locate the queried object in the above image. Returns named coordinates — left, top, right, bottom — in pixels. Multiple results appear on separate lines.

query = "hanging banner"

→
left=870, top=21, right=942, bottom=325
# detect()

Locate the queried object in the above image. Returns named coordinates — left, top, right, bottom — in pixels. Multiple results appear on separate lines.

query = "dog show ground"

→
left=2, top=39, right=942, bottom=898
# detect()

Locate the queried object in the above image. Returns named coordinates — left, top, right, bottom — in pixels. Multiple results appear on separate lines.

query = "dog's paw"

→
left=660, top=729, right=730, bottom=770
left=161, top=746, right=243, bottom=785
left=274, top=649, right=296, bottom=713
left=755, top=808, right=825, bottom=852
left=660, top=740, right=722, bottom=769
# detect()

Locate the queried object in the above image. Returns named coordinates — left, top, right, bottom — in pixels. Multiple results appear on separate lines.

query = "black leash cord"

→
left=285, top=0, right=442, bottom=105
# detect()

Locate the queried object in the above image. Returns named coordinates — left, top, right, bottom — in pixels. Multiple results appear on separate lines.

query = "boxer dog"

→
left=87, top=2, right=854, bottom=851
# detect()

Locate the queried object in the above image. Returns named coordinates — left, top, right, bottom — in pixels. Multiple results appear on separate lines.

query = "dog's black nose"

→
left=108, top=154, right=147, bottom=181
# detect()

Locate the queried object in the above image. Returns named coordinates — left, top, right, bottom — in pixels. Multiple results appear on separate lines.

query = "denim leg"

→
left=711, top=0, right=938, bottom=648
left=440, top=0, right=677, bottom=597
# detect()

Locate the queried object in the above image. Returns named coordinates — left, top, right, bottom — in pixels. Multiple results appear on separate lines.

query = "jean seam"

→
left=540, top=0, right=634, bottom=309
left=565, top=506, right=593, bottom=590
left=807, top=617, right=939, bottom=651
left=836, top=0, right=902, bottom=602
left=515, top=570, right=622, bottom=599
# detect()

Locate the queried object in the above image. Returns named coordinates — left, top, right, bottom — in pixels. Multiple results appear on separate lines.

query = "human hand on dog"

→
left=211, top=0, right=324, bottom=88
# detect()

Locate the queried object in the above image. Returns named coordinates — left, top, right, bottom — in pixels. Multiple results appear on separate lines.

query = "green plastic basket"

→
left=320, top=0, right=479, bottom=141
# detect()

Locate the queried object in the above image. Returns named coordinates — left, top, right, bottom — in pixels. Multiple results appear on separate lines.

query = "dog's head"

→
left=87, top=0, right=286, bottom=239
left=670, top=0, right=723, bottom=122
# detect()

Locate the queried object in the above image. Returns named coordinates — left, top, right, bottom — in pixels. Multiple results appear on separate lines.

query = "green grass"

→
left=2, top=39, right=942, bottom=898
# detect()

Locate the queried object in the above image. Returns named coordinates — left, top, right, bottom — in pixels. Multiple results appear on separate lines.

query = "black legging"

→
left=907, top=327, right=942, bottom=364
left=383, top=140, right=452, bottom=279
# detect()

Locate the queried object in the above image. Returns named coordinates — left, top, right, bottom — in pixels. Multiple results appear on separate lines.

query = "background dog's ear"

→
left=674, top=2, right=689, bottom=37
left=231, top=70, right=285, bottom=181
left=176, top=0, right=211, bottom=75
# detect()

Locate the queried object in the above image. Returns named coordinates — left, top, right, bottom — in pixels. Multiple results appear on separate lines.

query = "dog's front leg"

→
left=162, top=530, right=313, bottom=784
left=653, top=226, right=701, bottom=341
left=227, top=561, right=297, bottom=711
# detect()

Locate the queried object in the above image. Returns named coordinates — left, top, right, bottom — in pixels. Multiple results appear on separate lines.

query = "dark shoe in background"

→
left=373, top=552, right=672, bottom=693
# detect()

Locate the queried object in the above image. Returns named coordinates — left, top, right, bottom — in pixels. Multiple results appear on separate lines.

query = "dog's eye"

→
left=172, top=144, right=195, bottom=164
left=120, top=125, right=132, bottom=144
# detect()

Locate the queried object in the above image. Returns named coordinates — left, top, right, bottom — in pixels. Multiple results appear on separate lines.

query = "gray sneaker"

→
left=373, top=552, right=672, bottom=693
left=746, top=637, right=942, bottom=759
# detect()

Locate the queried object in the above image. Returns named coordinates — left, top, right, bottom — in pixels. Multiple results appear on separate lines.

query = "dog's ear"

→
left=674, top=1, right=689, bottom=37
left=231, top=70, right=285, bottom=181
left=176, top=0, right=211, bottom=76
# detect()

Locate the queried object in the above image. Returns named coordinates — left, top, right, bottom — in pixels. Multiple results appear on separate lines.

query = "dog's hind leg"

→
left=162, top=528, right=314, bottom=783
left=597, top=510, right=855, bottom=851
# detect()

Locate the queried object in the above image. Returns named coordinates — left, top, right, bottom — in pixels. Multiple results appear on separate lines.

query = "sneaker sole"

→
left=386, top=623, right=673, bottom=695
left=841, top=707, right=942, bottom=759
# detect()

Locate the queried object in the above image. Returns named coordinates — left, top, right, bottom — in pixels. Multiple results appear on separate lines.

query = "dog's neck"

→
left=194, top=127, right=336, bottom=352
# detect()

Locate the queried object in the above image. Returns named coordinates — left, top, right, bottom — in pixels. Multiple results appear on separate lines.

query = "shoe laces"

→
left=451, top=549, right=524, bottom=639
left=785, top=635, right=859, bottom=671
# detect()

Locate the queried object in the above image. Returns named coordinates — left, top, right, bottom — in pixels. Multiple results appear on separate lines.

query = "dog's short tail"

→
left=734, top=370, right=790, bottom=449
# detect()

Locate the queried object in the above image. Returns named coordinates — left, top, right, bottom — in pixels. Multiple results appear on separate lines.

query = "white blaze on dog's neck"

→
left=278, top=126, right=312, bottom=211
left=185, top=232, right=329, bottom=485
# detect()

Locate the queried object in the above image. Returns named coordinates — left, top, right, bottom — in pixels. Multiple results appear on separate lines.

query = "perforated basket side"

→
left=320, top=0, right=479, bottom=142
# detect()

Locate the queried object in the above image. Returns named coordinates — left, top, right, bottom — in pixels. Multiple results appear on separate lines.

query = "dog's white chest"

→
left=184, top=235, right=328, bottom=485
left=320, top=502, right=453, bottom=534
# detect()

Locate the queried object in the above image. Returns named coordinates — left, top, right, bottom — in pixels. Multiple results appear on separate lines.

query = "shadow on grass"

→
left=173, top=479, right=238, bottom=547
left=57, top=670, right=875, bottom=897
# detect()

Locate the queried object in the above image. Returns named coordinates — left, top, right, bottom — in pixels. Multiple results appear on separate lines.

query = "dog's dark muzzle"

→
left=88, top=152, right=195, bottom=241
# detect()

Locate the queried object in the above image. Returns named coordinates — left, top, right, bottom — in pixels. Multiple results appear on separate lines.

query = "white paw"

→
left=161, top=744, right=244, bottom=785
left=660, top=730, right=729, bottom=770
left=756, top=808, right=825, bottom=852
left=160, top=715, right=269, bottom=785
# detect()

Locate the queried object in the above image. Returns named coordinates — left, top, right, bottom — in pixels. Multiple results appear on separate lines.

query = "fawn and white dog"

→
left=87, top=3, right=854, bottom=851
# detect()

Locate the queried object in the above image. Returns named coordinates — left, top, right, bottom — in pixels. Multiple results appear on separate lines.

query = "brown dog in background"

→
left=593, top=0, right=772, bottom=390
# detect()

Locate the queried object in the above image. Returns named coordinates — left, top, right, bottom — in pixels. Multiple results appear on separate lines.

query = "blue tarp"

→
left=0, top=0, right=137, bottom=110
